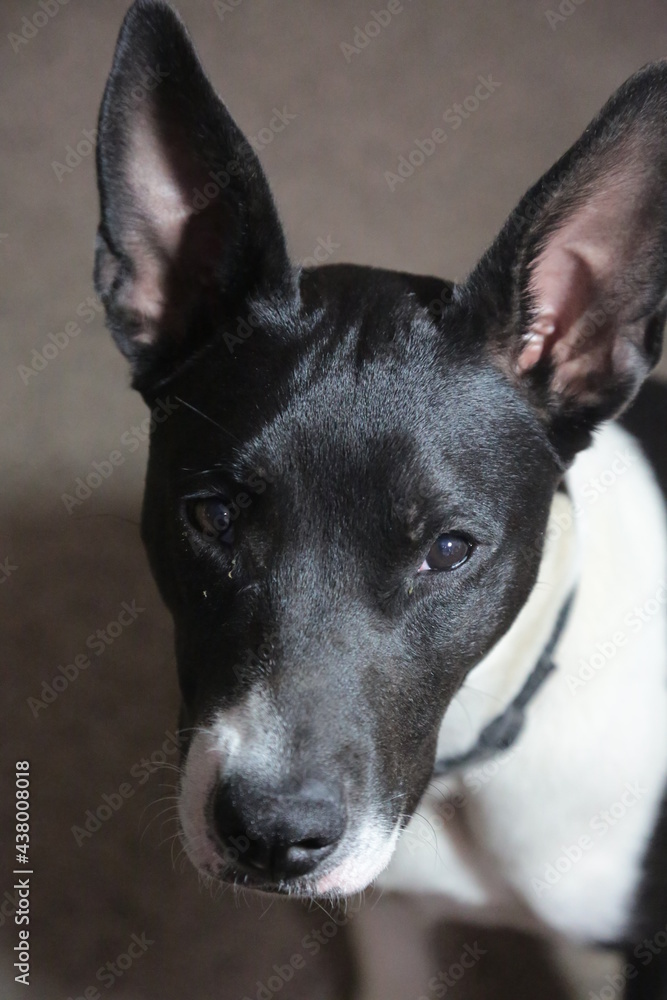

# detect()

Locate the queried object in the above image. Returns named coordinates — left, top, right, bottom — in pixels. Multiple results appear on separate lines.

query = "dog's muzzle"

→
left=178, top=717, right=402, bottom=896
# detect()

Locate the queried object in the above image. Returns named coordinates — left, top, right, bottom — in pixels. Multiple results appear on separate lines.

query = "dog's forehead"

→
left=232, top=315, right=534, bottom=509
left=168, top=283, right=551, bottom=509
left=243, top=320, right=445, bottom=473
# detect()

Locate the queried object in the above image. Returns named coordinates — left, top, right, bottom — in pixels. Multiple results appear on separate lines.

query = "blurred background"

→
left=2, top=1, right=667, bottom=997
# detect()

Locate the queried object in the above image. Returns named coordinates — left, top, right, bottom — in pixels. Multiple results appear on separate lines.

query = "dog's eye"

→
left=189, top=499, right=233, bottom=545
left=419, top=534, right=472, bottom=572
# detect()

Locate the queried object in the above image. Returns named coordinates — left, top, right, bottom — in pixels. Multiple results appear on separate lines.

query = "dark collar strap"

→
left=432, top=590, right=576, bottom=778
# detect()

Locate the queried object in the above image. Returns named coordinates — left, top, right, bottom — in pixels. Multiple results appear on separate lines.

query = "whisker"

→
left=173, top=396, right=242, bottom=446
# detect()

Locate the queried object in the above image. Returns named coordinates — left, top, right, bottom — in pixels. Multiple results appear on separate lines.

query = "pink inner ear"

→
left=516, top=171, right=644, bottom=380
left=111, top=116, right=198, bottom=346
left=128, top=119, right=193, bottom=256
left=517, top=246, right=594, bottom=373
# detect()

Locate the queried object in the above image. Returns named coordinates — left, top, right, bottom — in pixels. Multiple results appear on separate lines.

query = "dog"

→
left=94, top=1, right=667, bottom=995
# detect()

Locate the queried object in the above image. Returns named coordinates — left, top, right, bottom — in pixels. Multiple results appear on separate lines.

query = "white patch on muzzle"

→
left=178, top=686, right=399, bottom=895
left=178, top=687, right=285, bottom=874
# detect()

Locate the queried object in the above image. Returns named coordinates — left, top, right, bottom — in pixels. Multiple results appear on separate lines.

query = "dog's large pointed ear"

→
left=462, top=61, right=667, bottom=459
left=94, top=0, right=293, bottom=388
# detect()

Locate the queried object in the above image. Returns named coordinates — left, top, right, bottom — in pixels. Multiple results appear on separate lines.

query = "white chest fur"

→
left=379, top=422, right=667, bottom=944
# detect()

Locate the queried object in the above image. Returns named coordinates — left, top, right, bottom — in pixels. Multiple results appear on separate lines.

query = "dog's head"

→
left=94, top=0, right=667, bottom=897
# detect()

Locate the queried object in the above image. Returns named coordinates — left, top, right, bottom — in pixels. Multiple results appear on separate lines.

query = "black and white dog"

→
left=94, top=1, right=667, bottom=995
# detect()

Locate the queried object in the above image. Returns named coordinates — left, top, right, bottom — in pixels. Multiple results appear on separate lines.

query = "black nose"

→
left=211, top=777, right=346, bottom=881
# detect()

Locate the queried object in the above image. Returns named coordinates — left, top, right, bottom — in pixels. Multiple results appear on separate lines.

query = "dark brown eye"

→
left=419, top=534, right=472, bottom=572
left=188, top=498, right=233, bottom=545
